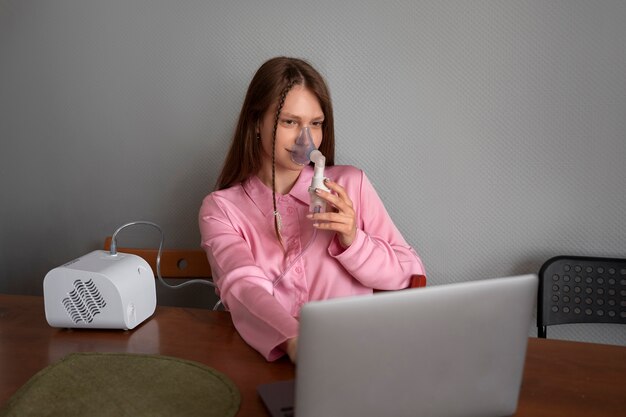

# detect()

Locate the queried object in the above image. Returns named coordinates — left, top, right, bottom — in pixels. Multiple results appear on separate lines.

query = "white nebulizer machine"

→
left=291, top=127, right=329, bottom=213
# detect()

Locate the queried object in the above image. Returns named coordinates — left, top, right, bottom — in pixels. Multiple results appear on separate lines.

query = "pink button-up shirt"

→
left=199, top=165, right=425, bottom=360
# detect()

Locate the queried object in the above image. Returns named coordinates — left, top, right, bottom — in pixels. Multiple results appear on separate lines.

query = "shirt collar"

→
left=242, top=166, right=314, bottom=216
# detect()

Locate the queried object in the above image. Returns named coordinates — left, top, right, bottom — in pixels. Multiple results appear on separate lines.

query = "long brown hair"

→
left=216, top=57, right=335, bottom=191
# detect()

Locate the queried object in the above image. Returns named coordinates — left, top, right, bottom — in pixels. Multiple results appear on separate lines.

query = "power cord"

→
left=109, top=221, right=216, bottom=291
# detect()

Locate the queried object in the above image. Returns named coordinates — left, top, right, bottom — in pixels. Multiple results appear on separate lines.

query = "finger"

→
left=322, top=179, right=353, bottom=208
left=311, top=218, right=353, bottom=234
left=314, top=188, right=351, bottom=213
left=309, top=212, right=354, bottom=232
left=307, top=211, right=345, bottom=222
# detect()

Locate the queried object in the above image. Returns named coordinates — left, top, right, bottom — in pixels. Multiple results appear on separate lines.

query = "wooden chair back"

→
left=104, top=237, right=212, bottom=279
left=409, top=274, right=427, bottom=288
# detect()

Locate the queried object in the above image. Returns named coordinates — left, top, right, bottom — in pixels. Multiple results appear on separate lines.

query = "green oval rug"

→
left=1, top=353, right=240, bottom=417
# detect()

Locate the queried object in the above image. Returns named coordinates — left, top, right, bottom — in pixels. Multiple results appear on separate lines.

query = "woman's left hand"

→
left=307, top=178, right=357, bottom=248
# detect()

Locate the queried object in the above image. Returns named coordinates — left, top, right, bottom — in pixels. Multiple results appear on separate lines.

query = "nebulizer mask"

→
left=290, top=127, right=329, bottom=213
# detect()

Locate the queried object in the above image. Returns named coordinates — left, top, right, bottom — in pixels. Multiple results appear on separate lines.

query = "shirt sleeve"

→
left=328, top=169, right=426, bottom=290
left=199, top=194, right=298, bottom=361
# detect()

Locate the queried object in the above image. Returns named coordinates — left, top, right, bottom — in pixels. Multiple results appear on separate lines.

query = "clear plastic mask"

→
left=290, top=127, right=317, bottom=165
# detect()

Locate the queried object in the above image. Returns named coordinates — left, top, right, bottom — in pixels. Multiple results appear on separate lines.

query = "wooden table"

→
left=1, top=295, right=625, bottom=416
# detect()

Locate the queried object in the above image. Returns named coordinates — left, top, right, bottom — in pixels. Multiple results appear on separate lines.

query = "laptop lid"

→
left=293, top=274, right=537, bottom=417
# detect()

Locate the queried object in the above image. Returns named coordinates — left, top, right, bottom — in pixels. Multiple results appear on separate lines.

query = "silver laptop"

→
left=258, top=274, right=537, bottom=417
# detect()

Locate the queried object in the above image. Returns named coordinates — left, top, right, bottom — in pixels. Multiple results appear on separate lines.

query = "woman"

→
left=199, top=57, right=425, bottom=362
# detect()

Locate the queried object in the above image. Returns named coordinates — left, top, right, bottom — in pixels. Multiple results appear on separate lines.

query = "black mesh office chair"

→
left=537, top=255, right=626, bottom=338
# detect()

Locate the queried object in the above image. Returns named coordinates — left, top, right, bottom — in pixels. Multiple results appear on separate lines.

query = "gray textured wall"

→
left=1, top=0, right=625, bottom=345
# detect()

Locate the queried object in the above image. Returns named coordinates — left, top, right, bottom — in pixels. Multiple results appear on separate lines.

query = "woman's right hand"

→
left=283, top=337, right=298, bottom=363
left=308, top=178, right=357, bottom=248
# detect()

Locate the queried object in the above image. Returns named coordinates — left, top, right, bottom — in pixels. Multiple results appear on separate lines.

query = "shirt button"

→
left=295, top=266, right=303, bottom=274
left=287, top=207, right=295, bottom=215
